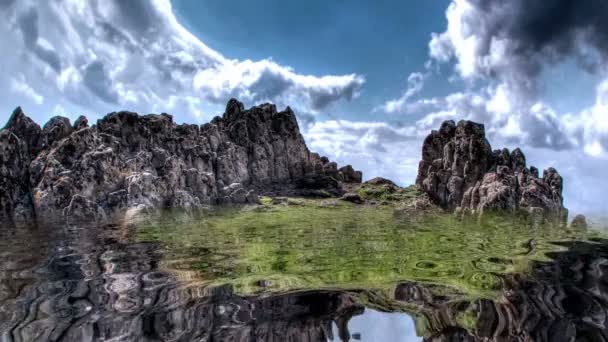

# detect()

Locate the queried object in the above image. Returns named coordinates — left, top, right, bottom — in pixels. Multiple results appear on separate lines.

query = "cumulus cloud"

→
left=563, top=80, right=608, bottom=157
left=0, top=0, right=364, bottom=121
left=429, top=0, right=608, bottom=85
left=381, top=0, right=608, bottom=154
left=10, top=74, right=43, bottom=105
left=305, top=120, right=421, bottom=184
left=192, top=59, right=364, bottom=113
left=378, top=72, right=427, bottom=113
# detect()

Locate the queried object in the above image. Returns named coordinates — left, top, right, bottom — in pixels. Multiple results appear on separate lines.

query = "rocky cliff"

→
left=0, top=99, right=361, bottom=223
left=416, top=120, right=567, bottom=223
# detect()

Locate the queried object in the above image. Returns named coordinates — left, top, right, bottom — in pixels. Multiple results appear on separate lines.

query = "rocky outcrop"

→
left=0, top=108, right=41, bottom=222
left=0, top=99, right=361, bottom=223
left=416, top=120, right=567, bottom=223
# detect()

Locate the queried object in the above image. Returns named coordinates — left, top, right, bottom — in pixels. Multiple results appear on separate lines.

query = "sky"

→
left=0, top=0, right=607, bottom=216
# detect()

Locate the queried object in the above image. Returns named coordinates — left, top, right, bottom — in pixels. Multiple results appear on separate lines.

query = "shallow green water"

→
left=136, top=200, right=596, bottom=299
left=2, top=201, right=606, bottom=341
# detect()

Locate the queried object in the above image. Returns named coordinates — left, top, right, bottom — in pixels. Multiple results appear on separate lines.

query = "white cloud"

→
left=10, top=74, right=43, bottom=105
left=369, top=0, right=608, bottom=215
left=378, top=72, right=427, bottom=113
left=563, top=80, right=608, bottom=158
left=0, top=0, right=364, bottom=122
left=304, top=120, right=421, bottom=185
left=380, top=0, right=608, bottom=154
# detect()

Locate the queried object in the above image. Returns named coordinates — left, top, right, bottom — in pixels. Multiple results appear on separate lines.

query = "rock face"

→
left=0, top=99, right=361, bottom=223
left=416, top=120, right=567, bottom=222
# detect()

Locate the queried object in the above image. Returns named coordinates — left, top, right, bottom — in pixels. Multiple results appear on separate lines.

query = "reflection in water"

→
left=0, top=209, right=607, bottom=341
left=0, top=221, right=402, bottom=341
left=330, top=309, right=421, bottom=342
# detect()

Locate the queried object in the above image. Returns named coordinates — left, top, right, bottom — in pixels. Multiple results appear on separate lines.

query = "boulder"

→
left=0, top=100, right=361, bottom=223
left=570, top=215, right=588, bottom=229
left=416, top=120, right=567, bottom=223
left=338, top=165, right=362, bottom=183
left=340, top=192, right=363, bottom=204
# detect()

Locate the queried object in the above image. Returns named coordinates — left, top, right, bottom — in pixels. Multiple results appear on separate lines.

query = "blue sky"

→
left=0, top=0, right=607, bottom=216
left=173, top=0, right=452, bottom=121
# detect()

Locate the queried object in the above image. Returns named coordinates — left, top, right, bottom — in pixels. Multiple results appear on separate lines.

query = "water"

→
left=1, top=201, right=607, bottom=341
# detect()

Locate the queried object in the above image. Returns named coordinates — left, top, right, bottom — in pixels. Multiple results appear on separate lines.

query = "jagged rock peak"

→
left=0, top=99, right=362, bottom=223
left=416, top=119, right=567, bottom=223
left=73, top=115, right=89, bottom=130
left=224, top=97, right=245, bottom=120
left=41, top=116, right=73, bottom=148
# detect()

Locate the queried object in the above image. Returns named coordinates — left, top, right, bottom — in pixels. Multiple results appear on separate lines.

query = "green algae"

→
left=136, top=199, right=600, bottom=300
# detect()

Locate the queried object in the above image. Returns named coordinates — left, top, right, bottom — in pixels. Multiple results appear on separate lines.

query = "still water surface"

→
left=1, top=203, right=607, bottom=341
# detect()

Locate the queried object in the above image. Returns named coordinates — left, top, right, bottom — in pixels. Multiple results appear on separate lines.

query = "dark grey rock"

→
left=41, top=116, right=73, bottom=148
left=73, top=115, right=89, bottom=130
left=338, top=165, right=362, bottom=183
left=417, top=120, right=567, bottom=223
left=0, top=100, right=361, bottom=223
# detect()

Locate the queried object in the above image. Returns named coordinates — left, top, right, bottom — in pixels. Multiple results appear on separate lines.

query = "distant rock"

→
left=338, top=165, right=363, bottom=183
left=0, top=99, right=362, bottom=223
left=416, top=120, right=567, bottom=223
left=364, top=177, right=397, bottom=187
left=571, top=215, right=588, bottom=229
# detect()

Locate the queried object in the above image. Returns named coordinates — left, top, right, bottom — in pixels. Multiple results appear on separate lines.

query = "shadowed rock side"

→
left=416, top=120, right=567, bottom=223
left=0, top=100, right=361, bottom=223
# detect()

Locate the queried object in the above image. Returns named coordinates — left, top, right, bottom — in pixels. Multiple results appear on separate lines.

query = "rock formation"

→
left=0, top=99, right=361, bottom=223
left=416, top=120, right=567, bottom=223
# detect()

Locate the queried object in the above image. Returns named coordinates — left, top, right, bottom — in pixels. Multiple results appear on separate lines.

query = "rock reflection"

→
left=1, top=220, right=608, bottom=341
left=0, top=222, right=370, bottom=341
left=402, top=239, right=608, bottom=341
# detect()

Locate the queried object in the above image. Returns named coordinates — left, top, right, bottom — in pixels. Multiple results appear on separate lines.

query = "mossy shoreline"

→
left=135, top=192, right=598, bottom=300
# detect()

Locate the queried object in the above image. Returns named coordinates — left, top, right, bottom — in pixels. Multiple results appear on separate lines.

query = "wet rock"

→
left=416, top=120, right=567, bottom=223
left=64, top=194, right=106, bottom=222
left=571, top=214, right=588, bottom=229
left=0, top=101, right=360, bottom=223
